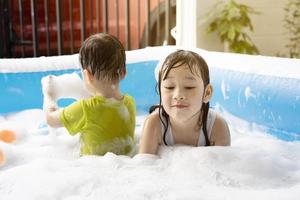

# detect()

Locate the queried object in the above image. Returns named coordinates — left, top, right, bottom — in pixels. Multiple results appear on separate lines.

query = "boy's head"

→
left=79, top=33, right=126, bottom=82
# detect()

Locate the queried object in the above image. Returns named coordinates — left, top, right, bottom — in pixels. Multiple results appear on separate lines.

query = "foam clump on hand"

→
left=41, top=72, right=91, bottom=101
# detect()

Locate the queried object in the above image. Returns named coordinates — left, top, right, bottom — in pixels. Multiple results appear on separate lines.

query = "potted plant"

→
left=283, top=0, right=300, bottom=58
left=206, top=0, right=259, bottom=54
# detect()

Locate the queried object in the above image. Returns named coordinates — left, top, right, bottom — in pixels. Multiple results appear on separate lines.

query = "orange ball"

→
left=0, top=130, right=16, bottom=143
left=0, top=148, right=4, bottom=166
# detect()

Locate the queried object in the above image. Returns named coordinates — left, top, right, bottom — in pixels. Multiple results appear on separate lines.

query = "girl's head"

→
left=157, top=50, right=213, bottom=145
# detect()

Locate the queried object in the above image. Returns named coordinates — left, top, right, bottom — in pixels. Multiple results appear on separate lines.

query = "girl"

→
left=139, top=50, right=230, bottom=154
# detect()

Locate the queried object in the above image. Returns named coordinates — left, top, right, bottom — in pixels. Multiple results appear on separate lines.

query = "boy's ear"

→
left=83, top=69, right=93, bottom=83
left=203, top=84, right=213, bottom=103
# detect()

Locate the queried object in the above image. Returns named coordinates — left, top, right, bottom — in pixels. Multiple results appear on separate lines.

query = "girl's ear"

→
left=119, top=68, right=127, bottom=80
left=203, top=84, right=213, bottom=103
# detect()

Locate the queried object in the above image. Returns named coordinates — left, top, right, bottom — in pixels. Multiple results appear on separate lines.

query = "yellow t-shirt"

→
left=59, top=94, right=136, bottom=156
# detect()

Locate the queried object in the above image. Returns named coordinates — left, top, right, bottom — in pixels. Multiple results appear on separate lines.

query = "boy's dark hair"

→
left=79, top=33, right=126, bottom=82
left=152, top=50, right=211, bottom=146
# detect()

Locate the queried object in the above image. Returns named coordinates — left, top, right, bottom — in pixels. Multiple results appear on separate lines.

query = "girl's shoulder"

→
left=210, top=113, right=231, bottom=146
left=144, top=112, right=162, bottom=136
left=139, top=112, right=163, bottom=154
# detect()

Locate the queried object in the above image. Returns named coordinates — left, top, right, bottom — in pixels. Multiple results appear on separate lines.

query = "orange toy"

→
left=0, top=148, right=4, bottom=166
left=0, top=130, right=16, bottom=143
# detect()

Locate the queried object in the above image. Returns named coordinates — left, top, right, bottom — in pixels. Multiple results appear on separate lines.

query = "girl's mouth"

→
left=172, top=104, right=188, bottom=109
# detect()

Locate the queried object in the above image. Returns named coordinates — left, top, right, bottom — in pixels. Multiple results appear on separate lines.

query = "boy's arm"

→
left=42, top=75, right=63, bottom=128
left=43, top=89, right=63, bottom=128
left=42, top=74, right=86, bottom=130
left=46, top=109, right=63, bottom=128
left=45, top=105, right=63, bottom=128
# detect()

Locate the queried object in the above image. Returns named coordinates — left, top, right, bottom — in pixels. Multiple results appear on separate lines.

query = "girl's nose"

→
left=175, top=96, right=184, bottom=100
left=174, top=89, right=185, bottom=100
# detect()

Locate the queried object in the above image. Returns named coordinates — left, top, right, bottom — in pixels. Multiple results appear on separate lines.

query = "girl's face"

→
left=160, top=64, right=209, bottom=122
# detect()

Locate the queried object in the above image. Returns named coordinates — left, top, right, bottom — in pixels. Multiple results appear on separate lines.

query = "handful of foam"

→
left=41, top=72, right=91, bottom=101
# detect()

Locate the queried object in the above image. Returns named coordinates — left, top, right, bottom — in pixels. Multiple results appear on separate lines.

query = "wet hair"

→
left=150, top=49, right=211, bottom=146
left=79, top=33, right=126, bottom=82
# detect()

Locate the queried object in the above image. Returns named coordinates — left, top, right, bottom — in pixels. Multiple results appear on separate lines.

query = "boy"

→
left=42, top=33, right=136, bottom=156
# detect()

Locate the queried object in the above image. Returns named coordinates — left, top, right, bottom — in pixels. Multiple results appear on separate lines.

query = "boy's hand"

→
left=42, top=75, right=56, bottom=99
left=41, top=75, right=62, bottom=128
left=41, top=75, right=58, bottom=111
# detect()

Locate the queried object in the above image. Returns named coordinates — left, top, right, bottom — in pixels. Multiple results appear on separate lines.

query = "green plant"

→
left=284, top=0, right=300, bottom=58
left=206, top=0, right=259, bottom=54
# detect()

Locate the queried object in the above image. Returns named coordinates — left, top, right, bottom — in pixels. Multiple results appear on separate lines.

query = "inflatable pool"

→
left=0, top=46, right=300, bottom=141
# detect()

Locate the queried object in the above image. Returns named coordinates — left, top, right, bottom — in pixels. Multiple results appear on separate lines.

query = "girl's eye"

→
left=164, top=86, right=174, bottom=90
left=185, top=87, right=196, bottom=90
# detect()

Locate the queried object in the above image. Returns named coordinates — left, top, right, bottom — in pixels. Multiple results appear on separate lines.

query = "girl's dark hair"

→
left=79, top=33, right=126, bottom=82
left=151, top=50, right=211, bottom=146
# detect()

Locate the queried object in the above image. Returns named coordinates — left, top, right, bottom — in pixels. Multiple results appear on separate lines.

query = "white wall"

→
left=177, top=0, right=289, bottom=56
left=176, top=0, right=199, bottom=48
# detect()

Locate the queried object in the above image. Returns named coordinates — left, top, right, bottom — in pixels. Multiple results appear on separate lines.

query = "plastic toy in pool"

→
left=0, top=130, right=16, bottom=167
left=0, top=147, right=4, bottom=166
left=0, top=130, right=16, bottom=143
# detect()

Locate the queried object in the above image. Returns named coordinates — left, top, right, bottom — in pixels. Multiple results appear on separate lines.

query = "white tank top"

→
left=159, top=109, right=217, bottom=146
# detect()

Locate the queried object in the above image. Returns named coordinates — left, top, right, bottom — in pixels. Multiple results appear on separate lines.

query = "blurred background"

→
left=0, top=0, right=299, bottom=58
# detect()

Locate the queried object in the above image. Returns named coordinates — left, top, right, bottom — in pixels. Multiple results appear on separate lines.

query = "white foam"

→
left=41, top=73, right=91, bottom=101
left=1, top=46, right=300, bottom=199
left=0, top=109, right=300, bottom=199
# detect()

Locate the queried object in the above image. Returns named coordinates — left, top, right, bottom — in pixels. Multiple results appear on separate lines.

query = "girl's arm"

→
left=139, top=113, right=161, bottom=154
left=210, top=114, right=231, bottom=146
